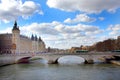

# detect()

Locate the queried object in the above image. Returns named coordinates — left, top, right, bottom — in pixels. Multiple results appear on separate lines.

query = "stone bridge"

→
left=13, top=52, right=120, bottom=64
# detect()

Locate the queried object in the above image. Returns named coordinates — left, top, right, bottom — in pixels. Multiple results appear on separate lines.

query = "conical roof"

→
left=39, top=37, right=42, bottom=41
left=12, top=21, right=20, bottom=31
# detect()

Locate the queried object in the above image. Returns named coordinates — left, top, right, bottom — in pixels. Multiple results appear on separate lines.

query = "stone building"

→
left=69, top=47, right=80, bottom=53
left=0, top=34, right=12, bottom=53
left=0, top=21, right=46, bottom=54
left=69, top=46, right=88, bottom=53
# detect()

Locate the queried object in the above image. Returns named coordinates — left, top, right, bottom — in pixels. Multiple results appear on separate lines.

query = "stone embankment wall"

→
left=0, top=55, right=15, bottom=66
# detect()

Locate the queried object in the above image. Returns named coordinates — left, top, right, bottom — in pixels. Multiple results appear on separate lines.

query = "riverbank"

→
left=111, top=61, right=120, bottom=66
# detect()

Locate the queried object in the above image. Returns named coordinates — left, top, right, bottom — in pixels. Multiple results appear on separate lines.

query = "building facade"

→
left=0, top=21, right=46, bottom=54
left=69, top=46, right=88, bottom=53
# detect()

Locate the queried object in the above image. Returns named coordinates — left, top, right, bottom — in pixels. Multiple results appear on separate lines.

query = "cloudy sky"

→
left=0, top=0, right=120, bottom=49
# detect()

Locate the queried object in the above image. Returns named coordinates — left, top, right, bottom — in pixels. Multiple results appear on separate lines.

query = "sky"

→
left=0, top=0, right=120, bottom=49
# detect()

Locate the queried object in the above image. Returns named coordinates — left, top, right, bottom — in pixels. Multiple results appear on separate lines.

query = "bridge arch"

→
left=33, top=55, right=94, bottom=64
left=17, top=57, right=31, bottom=63
left=56, top=55, right=85, bottom=64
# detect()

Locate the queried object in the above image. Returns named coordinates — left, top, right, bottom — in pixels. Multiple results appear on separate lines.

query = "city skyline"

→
left=0, top=0, right=120, bottom=49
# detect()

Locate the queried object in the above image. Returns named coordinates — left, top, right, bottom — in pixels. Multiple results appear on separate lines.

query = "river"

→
left=0, top=62, right=120, bottom=80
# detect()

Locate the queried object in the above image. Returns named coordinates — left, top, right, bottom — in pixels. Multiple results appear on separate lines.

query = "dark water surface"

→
left=0, top=63, right=120, bottom=80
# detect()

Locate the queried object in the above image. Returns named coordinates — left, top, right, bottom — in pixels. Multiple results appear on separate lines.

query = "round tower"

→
left=38, top=37, right=46, bottom=52
left=12, top=21, right=20, bottom=54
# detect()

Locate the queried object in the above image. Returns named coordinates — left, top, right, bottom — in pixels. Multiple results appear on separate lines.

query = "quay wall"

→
left=0, top=55, right=15, bottom=66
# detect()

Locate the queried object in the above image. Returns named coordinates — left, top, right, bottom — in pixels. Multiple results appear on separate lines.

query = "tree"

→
left=116, top=36, right=120, bottom=50
left=103, top=39, right=116, bottom=51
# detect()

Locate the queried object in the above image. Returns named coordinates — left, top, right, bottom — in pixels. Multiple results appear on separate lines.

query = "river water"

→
left=0, top=62, right=120, bottom=80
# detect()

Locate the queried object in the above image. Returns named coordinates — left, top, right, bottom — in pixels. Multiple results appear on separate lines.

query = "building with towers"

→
left=0, top=21, right=46, bottom=54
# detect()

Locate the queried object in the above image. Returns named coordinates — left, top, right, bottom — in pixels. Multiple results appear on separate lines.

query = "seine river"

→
left=0, top=62, right=120, bottom=80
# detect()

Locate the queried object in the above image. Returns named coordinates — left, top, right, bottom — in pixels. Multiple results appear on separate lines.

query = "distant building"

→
left=69, top=47, right=80, bottom=53
left=69, top=46, right=88, bottom=53
left=0, top=21, right=46, bottom=54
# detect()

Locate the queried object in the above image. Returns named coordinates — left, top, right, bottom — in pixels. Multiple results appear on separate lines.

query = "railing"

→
left=0, top=52, right=120, bottom=57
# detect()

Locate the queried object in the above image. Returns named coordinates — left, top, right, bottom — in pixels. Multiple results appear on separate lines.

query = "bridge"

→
left=2, top=52, right=120, bottom=64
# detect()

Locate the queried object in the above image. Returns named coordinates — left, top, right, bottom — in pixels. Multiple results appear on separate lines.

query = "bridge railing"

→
left=0, top=53, right=32, bottom=56
left=0, top=52, right=120, bottom=57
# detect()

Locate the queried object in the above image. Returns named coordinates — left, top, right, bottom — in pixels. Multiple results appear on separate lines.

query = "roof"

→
left=12, top=21, right=20, bottom=31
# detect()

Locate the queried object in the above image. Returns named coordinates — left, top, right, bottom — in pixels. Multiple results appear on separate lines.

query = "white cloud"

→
left=108, top=24, right=120, bottom=31
left=108, top=24, right=120, bottom=36
left=47, top=0, right=120, bottom=13
left=0, top=0, right=43, bottom=23
left=98, top=17, right=105, bottom=21
left=64, top=14, right=96, bottom=23
left=21, top=21, right=103, bottom=39
left=0, top=27, right=12, bottom=33
left=21, top=21, right=61, bottom=36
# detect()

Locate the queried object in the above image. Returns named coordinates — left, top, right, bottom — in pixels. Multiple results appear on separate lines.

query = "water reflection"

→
left=0, top=63, right=120, bottom=80
left=29, top=58, right=48, bottom=64
left=31, top=59, right=47, bottom=63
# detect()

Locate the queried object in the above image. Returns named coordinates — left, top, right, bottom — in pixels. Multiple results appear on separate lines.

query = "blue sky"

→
left=0, top=0, right=120, bottom=49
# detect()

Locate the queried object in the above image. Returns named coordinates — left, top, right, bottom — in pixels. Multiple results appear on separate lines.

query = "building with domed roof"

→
left=0, top=21, right=46, bottom=54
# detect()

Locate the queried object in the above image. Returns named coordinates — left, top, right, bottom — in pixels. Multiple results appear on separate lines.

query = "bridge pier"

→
left=84, top=59, right=94, bottom=64
left=48, top=60, right=58, bottom=64
left=47, top=58, right=59, bottom=64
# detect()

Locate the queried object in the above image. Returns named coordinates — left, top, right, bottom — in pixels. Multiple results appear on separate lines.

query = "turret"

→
left=12, top=21, right=20, bottom=54
left=118, top=36, right=120, bottom=39
left=35, top=35, right=38, bottom=41
left=38, top=36, right=46, bottom=52
left=39, top=37, right=42, bottom=42
left=12, top=20, right=20, bottom=32
left=31, top=34, right=34, bottom=40
left=31, top=35, right=38, bottom=41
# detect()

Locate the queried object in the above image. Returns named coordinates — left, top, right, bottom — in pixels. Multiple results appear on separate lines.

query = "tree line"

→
left=88, top=36, right=120, bottom=52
